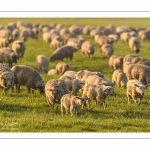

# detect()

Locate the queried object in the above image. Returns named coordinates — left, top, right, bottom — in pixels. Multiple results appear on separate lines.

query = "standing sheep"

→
left=36, top=55, right=49, bottom=73
left=11, top=65, right=45, bottom=94
left=108, top=56, right=123, bottom=70
left=112, top=70, right=127, bottom=88
left=126, top=79, right=148, bottom=105
left=81, top=41, right=94, bottom=59
left=100, top=43, right=114, bottom=59
left=45, top=79, right=69, bottom=110
left=61, top=94, right=86, bottom=116
left=63, top=70, right=76, bottom=78
left=0, top=38, right=9, bottom=47
left=128, top=37, right=140, bottom=53
left=55, top=62, right=70, bottom=74
left=0, top=63, right=15, bottom=95
left=120, top=32, right=130, bottom=44
left=12, top=40, right=26, bottom=58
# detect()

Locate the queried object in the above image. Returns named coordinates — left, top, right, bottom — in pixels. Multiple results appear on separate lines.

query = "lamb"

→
left=81, top=41, right=94, bottom=59
left=45, top=79, right=69, bottom=110
left=11, top=65, right=45, bottom=94
left=128, top=37, right=140, bottom=53
left=0, top=38, right=9, bottom=47
left=75, top=70, right=104, bottom=82
left=36, top=55, right=49, bottom=73
left=109, top=56, right=123, bottom=70
left=63, top=70, right=76, bottom=78
left=112, top=70, right=127, bottom=88
left=126, top=79, right=148, bottom=105
left=82, top=84, right=114, bottom=109
left=0, top=63, right=15, bottom=95
left=59, top=75, right=85, bottom=96
left=55, top=62, right=70, bottom=74
left=125, top=63, right=150, bottom=85
left=12, top=40, right=26, bottom=58
left=0, top=47, right=18, bottom=67
left=100, top=43, right=114, bottom=59
left=85, top=75, right=114, bottom=87
left=50, top=45, right=77, bottom=62
left=61, top=94, right=87, bottom=116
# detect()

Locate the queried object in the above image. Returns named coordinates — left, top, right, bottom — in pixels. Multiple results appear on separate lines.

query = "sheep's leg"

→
left=70, top=107, right=74, bottom=116
left=103, top=102, right=106, bottom=109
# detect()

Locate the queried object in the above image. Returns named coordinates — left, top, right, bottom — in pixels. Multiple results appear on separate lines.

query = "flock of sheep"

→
left=0, top=21, right=150, bottom=116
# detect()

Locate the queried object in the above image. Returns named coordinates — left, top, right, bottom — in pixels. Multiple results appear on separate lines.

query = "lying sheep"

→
left=12, top=40, right=26, bottom=58
left=0, top=63, right=15, bottom=95
left=63, top=70, right=76, bottom=78
left=45, top=79, right=69, bottom=110
left=61, top=94, right=86, bottom=116
left=50, top=45, right=77, bottom=62
left=82, top=84, right=114, bottom=109
left=126, top=79, right=148, bottom=105
left=0, top=47, right=18, bottom=67
left=59, top=75, right=84, bottom=96
left=36, top=55, right=49, bottom=73
left=109, top=56, right=123, bottom=70
left=75, top=70, right=104, bottom=82
left=0, top=38, right=9, bottom=47
left=81, top=41, right=94, bottom=59
left=100, top=43, right=114, bottom=59
left=112, top=70, right=127, bottom=88
left=128, top=37, right=140, bottom=53
left=56, top=62, right=70, bottom=74
left=11, top=65, right=45, bottom=94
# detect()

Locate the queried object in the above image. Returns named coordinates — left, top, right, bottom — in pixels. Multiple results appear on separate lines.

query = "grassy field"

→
left=0, top=18, right=150, bottom=132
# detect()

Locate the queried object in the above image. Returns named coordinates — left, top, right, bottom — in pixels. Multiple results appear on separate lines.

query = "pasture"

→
left=0, top=18, right=150, bottom=132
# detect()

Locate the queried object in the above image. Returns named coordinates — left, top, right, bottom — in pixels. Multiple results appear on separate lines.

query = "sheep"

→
left=11, top=65, right=45, bottom=94
left=112, top=70, right=127, bottom=88
left=36, top=55, right=49, bottom=74
left=42, top=32, right=51, bottom=43
left=81, top=41, right=94, bottom=59
left=0, top=63, right=15, bottom=95
left=0, top=38, right=9, bottom=47
left=45, top=79, right=69, bottom=110
left=85, top=75, right=114, bottom=87
left=0, top=47, right=18, bottom=67
left=20, top=30, right=28, bottom=41
left=125, top=63, right=150, bottom=85
left=12, top=40, right=26, bottom=58
left=100, top=43, right=114, bottom=59
left=50, top=38, right=64, bottom=50
left=120, top=32, right=130, bottom=44
left=108, top=56, right=123, bottom=70
left=61, top=94, right=86, bottom=116
left=0, top=29, right=14, bottom=43
left=75, top=70, right=104, bottom=82
left=6, top=22, right=16, bottom=31
left=47, top=69, right=57, bottom=76
left=12, top=29, right=20, bottom=40
left=63, top=70, right=76, bottom=78
left=50, top=45, right=77, bottom=62
left=123, top=54, right=138, bottom=66
left=55, top=62, right=70, bottom=74
left=128, top=37, right=140, bottom=53
left=126, top=79, right=148, bottom=105
left=82, top=84, right=114, bottom=109
left=59, top=75, right=85, bottom=96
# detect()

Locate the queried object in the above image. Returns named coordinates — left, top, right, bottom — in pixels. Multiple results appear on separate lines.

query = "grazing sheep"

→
left=100, top=43, right=114, bottom=59
left=125, top=63, right=150, bottom=85
left=120, top=32, right=130, bottom=44
left=59, top=75, right=85, bottom=96
left=128, top=37, right=140, bottom=53
left=112, top=70, right=127, bottom=88
left=138, top=30, right=147, bottom=41
left=12, top=40, right=26, bottom=58
left=63, top=70, right=76, bottom=78
left=123, top=54, right=138, bottom=66
left=20, top=30, right=28, bottom=41
left=126, top=79, right=148, bottom=105
left=85, top=75, right=114, bottom=87
left=0, top=63, right=15, bottom=95
left=56, top=62, right=70, bottom=74
left=42, top=32, right=51, bottom=43
left=45, top=79, right=69, bottom=110
left=0, top=38, right=9, bottom=47
left=75, top=70, right=104, bottom=82
left=6, top=22, right=16, bottom=31
left=0, top=47, right=18, bottom=67
left=36, top=55, right=49, bottom=73
left=109, top=56, right=123, bottom=70
left=0, top=29, right=14, bottom=43
left=82, top=84, right=114, bottom=109
left=50, top=38, right=64, bottom=50
left=12, top=29, right=20, bottom=40
left=81, top=41, right=94, bottom=59
left=50, top=45, right=77, bottom=62
left=11, top=65, right=45, bottom=94
left=47, top=69, right=57, bottom=76
left=61, top=94, right=86, bottom=116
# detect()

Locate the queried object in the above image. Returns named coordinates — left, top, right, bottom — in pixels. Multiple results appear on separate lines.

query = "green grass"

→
left=1, top=18, right=150, bottom=132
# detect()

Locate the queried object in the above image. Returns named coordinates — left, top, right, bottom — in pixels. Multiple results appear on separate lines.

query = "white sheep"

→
left=56, top=62, right=70, bottom=74
left=61, top=94, right=87, bottom=116
left=128, top=37, right=140, bottom=53
left=63, top=70, right=76, bottom=78
left=126, top=79, right=148, bottom=105
left=109, top=56, right=123, bottom=70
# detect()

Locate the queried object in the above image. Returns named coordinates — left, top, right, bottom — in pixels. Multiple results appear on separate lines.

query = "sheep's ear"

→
left=134, top=84, right=139, bottom=87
